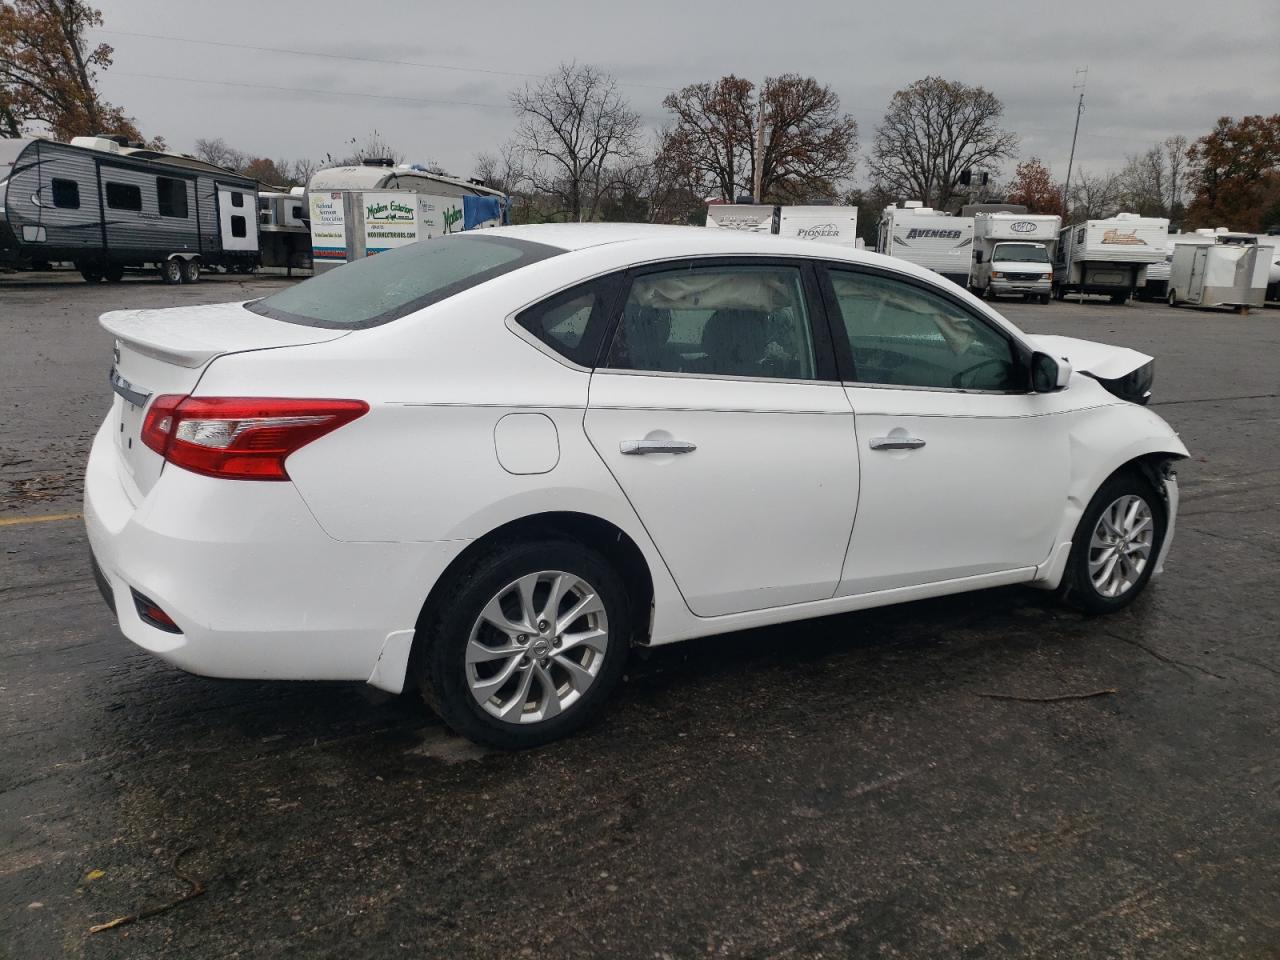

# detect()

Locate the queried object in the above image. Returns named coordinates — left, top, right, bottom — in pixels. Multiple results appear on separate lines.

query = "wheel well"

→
left=1108, top=452, right=1180, bottom=504
left=409, top=512, right=655, bottom=686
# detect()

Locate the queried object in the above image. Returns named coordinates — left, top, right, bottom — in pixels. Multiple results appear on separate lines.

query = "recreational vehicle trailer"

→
left=1167, top=233, right=1273, bottom=311
left=970, top=212, right=1062, bottom=303
left=1252, top=232, right=1280, bottom=301
left=258, top=188, right=311, bottom=275
left=1053, top=213, right=1170, bottom=303
left=306, top=162, right=507, bottom=273
left=704, top=203, right=860, bottom=246
left=877, top=203, right=974, bottom=287
left=0, top=136, right=259, bottom=282
left=704, top=204, right=779, bottom=233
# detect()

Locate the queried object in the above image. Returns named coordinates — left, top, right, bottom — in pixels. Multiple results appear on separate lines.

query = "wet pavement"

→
left=2, top=271, right=1278, bottom=958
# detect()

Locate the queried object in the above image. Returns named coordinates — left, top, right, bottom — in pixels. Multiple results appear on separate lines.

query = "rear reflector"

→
left=141, top=396, right=368, bottom=480
left=131, top=589, right=182, bottom=633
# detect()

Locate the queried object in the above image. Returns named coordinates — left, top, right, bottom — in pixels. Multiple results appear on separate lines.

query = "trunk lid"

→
left=101, top=301, right=348, bottom=501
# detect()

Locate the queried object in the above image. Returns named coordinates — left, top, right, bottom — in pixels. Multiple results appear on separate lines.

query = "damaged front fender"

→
left=1027, top=334, right=1155, bottom=404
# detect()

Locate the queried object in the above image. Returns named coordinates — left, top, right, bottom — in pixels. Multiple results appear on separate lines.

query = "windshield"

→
left=247, top=234, right=564, bottom=329
left=993, top=243, right=1049, bottom=263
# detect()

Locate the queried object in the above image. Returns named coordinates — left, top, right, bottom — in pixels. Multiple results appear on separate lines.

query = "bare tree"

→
left=329, top=129, right=404, bottom=166
left=1163, top=134, right=1189, bottom=219
left=290, top=156, right=319, bottom=187
left=656, top=74, right=858, bottom=204
left=869, top=76, right=1018, bottom=209
left=509, top=62, right=641, bottom=222
left=192, top=136, right=246, bottom=171
left=1119, top=146, right=1168, bottom=216
left=1068, top=168, right=1122, bottom=220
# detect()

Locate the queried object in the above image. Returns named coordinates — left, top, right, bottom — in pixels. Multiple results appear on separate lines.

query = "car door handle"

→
left=869, top=436, right=926, bottom=451
left=620, top=439, right=697, bottom=455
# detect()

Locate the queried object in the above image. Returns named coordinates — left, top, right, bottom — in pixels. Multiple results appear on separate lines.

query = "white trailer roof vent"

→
left=903, top=200, right=924, bottom=209
left=69, top=136, right=123, bottom=154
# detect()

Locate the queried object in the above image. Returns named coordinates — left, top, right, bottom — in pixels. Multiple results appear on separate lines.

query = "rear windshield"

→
left=247, top=234, right=563, bottom=329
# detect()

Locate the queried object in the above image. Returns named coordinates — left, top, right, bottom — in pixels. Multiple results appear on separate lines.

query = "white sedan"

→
left=85, top=224, right=1187, bottom=747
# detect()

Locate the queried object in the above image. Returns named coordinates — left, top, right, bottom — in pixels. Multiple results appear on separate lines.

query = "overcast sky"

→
left=89, top=0, right=1279, bottom=187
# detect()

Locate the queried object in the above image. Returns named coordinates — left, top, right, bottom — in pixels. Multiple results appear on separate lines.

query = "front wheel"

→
left=414, top=540, right=631, bottom=749
left=160, top=258, right=183, bottom=284
left=1059, top=472, right=1167, bottom=614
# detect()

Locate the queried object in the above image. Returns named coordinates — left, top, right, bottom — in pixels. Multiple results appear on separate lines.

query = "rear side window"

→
left=157, top=177, right=188, bottom=218
left=515, top=277, right=616, bottom=367
left=248, top=234, right=564, bottom=329
left=51, top=178, right=80, bottom=208
left=105, top=182, right=142, bottom=211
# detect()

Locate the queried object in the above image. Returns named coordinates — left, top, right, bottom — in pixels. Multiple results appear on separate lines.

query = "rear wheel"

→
left=78, top=263, right=102, bottom=283
left=1059, top=471, right=1167, bottom=614
left=414, top=540, right=631, bottom=749
left=160, top=258, right=183, bottom=285
left=1110, top=292, right=1128, bottom=305
left=103, top=263, right=125, bottom=283
left=180, top=259, right=201, bottom=283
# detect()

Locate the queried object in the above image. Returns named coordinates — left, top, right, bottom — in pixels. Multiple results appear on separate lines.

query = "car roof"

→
left=480, top=222, right=946, bottom=285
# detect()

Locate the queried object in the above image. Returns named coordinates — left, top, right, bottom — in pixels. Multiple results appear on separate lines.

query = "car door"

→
left=820, top=264, right=1071, bottom=596
left=585, top=258, right=858, bottom=618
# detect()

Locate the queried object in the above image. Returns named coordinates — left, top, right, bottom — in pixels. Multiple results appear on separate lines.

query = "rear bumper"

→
left=84, top=416, right=468, bottom=685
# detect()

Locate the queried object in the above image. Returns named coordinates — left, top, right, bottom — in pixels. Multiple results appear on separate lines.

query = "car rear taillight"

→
left=141, top=396, right=369, bottom=481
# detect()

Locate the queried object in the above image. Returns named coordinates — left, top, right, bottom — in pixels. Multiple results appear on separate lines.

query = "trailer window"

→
left=231, top=192, right=245, bottom=208
left=51, top=178, right=80, bottom=209
left=105, top=182, right=143, bottom=212
left=230, top=215, right=247, bottom=238
left=247, top=234, right=564, bottom=329
left=157, top=178, right=188, bottom=218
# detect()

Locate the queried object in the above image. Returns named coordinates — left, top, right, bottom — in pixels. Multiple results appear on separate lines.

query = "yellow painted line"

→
left=0, top=512, right=83, bottom=528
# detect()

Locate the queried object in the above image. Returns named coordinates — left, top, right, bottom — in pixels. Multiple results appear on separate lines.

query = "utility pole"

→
left=1062, top=67, right=1087, bottom=217
left=752, top=79, right=766, bottom=203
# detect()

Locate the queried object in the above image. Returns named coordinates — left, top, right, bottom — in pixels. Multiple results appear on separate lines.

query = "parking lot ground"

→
left=2, top=272, right=1279, bottom=959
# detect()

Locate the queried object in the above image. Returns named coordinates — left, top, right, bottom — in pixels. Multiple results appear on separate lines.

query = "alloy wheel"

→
left=465, top=570, right=609, bottom=723
left=1088, top=495, right=1155, bottom=598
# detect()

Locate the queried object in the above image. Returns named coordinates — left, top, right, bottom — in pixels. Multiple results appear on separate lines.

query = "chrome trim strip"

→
left=620, top=439, right=697, bottom=455
left=109, top=367, right=151, bottom=407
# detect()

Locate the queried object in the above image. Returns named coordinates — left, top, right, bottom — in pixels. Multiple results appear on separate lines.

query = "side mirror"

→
left=1031, top=351, right=1072, bottom=392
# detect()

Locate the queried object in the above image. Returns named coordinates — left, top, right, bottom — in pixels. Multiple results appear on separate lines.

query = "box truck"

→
left=970, top=212, right=1061, bottom=303
left=1053, top=212, right=1170, bottom=303
left=877, top=203, right=974, bottom=287
left=1167, top=233, right=1274, bottom=311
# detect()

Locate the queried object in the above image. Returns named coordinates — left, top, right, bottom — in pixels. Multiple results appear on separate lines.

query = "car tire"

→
left=414, top=539, right=632, bottom=749
left=180, top=259, right=201, bottom=283
left=161, top=258, right=183, bottom=284
left=1058, top=470, right=1167, bottom=615
left=78, top=266, right=102, bottom=283
left=1110, top=292, right=1128, bottom=305
left=1039, top=293, right=1051, bottom=305
left=103, top=263, right=125, bottom=283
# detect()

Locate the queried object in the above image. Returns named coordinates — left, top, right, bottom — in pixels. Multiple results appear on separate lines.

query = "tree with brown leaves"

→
left=870, top=76, right=1017, bottom=210
left=0, top=0, right=153, bottom=143
left=1006, top=157, right=1064, bottom=216
left=657, top=74, right=857, bottom=204
left=1185, top=114, right=1280, bottom=232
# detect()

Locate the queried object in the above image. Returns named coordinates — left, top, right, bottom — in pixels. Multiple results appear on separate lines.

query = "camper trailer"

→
left=704, top=204, right=779, bottom=233
left=970, top=212, right=1061, bottom=303
left=1053, top=213, right=1170, bottom=303
left=1252, top=232, right=1280, bottom=301
left=306, top=162, right=507, bottom=273
left=705, top=204, right=859, bottom=246
left=258, top=188, right=311, bottom=275
left=877, top=203, right=974, bottom=287
left=0, top=136, right=259, bottom=282
left=1167, top=233, right=1273, bottom=310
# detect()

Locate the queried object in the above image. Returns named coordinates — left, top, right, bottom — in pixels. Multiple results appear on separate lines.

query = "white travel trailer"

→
left=1053, top=213, right=1170, bottom=303
left=877, top=203, right=974, bottom=287
left=0, top=135, right=259, bottom=282
left=776, top=205, right=858, bottom=246
left=1167, top=233, right=1273, bottom=310
left=258, top=187, right=311, bottom=276
left=704, top=204, right=779, bottom=233
left=970, top=212, right=1062, bottom=303
left=307, top=161, right=507, bottom=273
left=1251, top=232, right=1280, bottom=301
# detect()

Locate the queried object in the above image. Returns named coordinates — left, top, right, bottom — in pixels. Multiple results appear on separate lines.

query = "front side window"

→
left=105, top=182, right=142, bottom=211
left=51, top=178, right=80, bottom=208
left=248, top=234, right=563, bottom=329
left=157, top=177, right=188, bottom=218
left=605, top=263, right=816, bottom=380
left=827, top=268, right=1020, bottom=392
